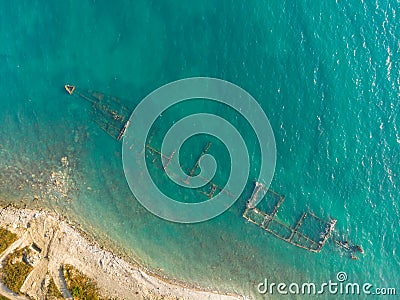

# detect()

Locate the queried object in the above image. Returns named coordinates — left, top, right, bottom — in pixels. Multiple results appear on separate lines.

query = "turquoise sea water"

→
left=0, top=1, right=399, bottom=299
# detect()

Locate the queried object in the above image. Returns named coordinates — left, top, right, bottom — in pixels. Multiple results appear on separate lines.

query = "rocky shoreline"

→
left=0, top=206, right=242, bottom=300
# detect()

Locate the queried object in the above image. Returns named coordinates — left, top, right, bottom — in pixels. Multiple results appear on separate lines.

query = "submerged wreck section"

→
left=243, top=182, right=336, bottom=253
left=144, top=133, right=237, bottom=200
left=64, top=84, right=352, bottom=254
left=65, top=85, right=131, bottom=141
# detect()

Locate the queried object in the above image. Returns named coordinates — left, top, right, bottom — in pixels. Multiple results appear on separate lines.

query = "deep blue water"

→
left=0, top=1, right=398, bottom=298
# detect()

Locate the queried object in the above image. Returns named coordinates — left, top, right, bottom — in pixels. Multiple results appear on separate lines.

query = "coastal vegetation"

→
left=0, top=296, right=11, bottom=300
left=46, top=276, right=63, bottom=299
left=0, top=228, right=17, bottom=253
left=63, top=264, right=101, bottom=300
left=1, top=247, right=33, bottom=294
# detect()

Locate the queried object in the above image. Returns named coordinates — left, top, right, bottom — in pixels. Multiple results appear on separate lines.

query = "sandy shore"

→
left=0, top=206, right=242, bottom=300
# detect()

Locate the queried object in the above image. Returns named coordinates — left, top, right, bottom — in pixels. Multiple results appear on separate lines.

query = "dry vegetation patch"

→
left=1, top=247, right=33, bottom=294
left=0, top=227, right=18, bottom=253
left=46, top=276, right=63, bottom=300
left=63, top=264, right=101, bottom=300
